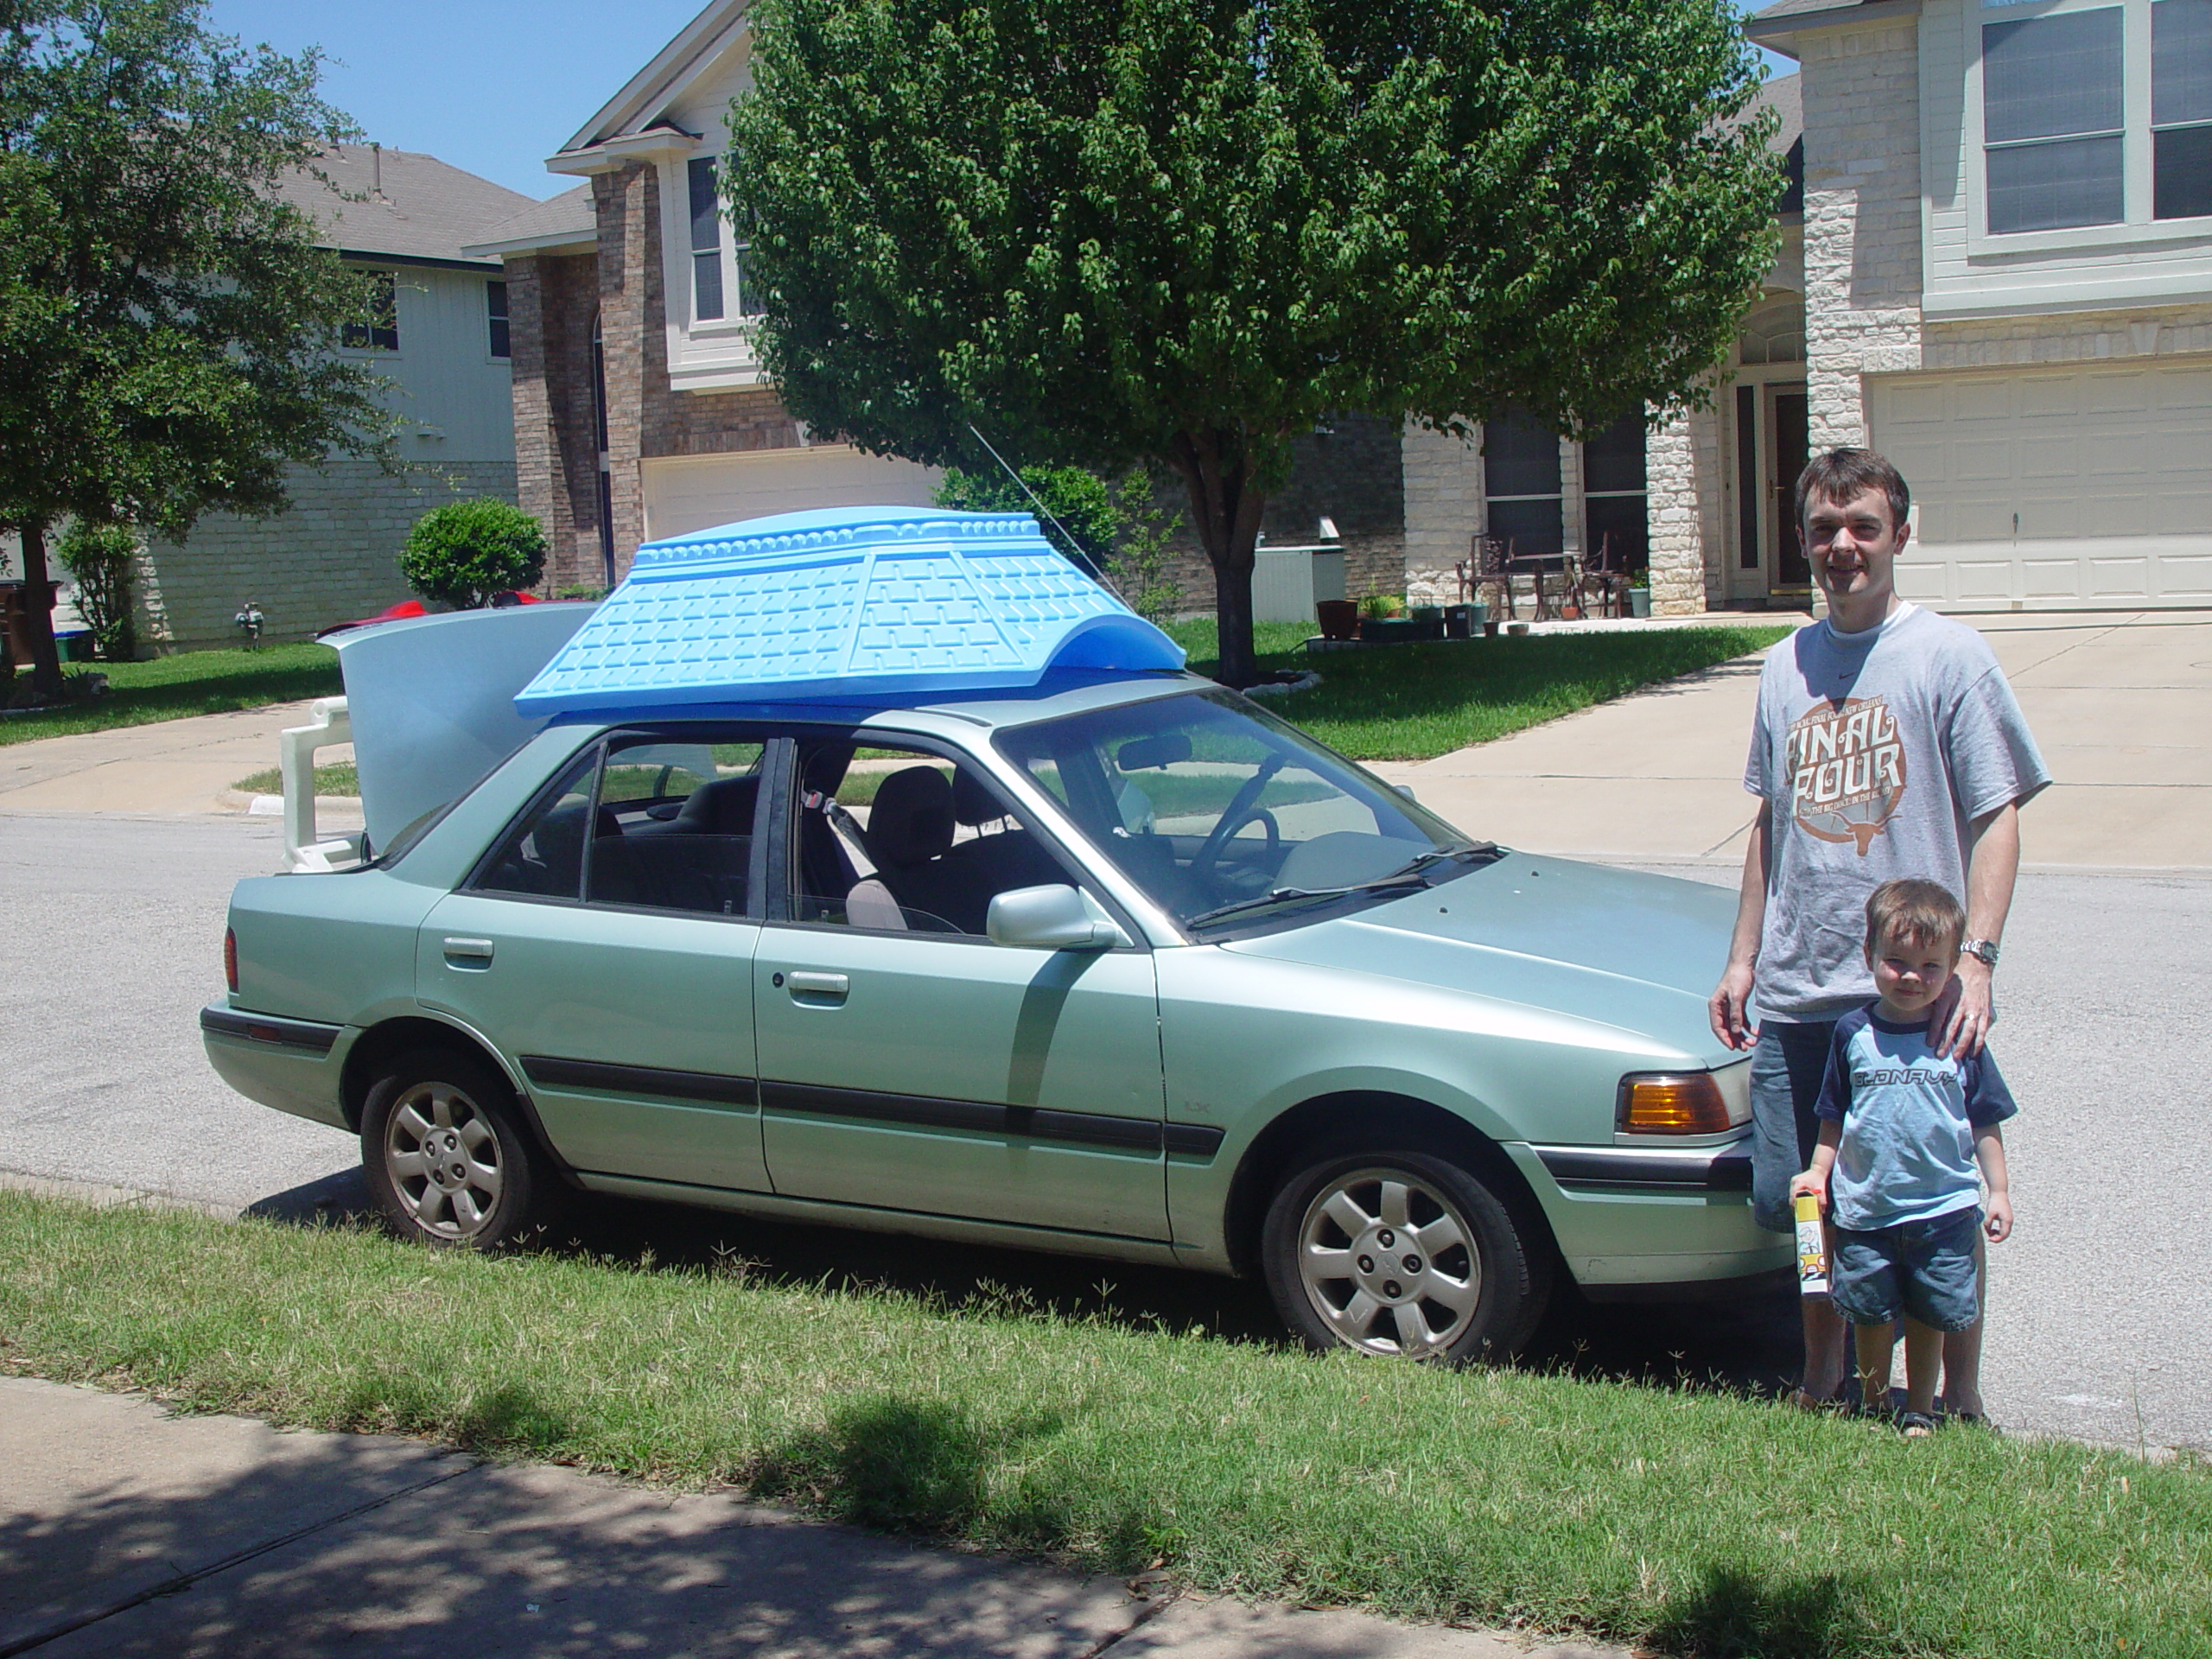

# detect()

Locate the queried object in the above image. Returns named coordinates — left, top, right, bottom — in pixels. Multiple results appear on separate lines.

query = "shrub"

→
left=934, top=464, right=1182, bottom=624
left=56, top=519, right=139, bottom=661
left=398, top=499, right=548, bottom=609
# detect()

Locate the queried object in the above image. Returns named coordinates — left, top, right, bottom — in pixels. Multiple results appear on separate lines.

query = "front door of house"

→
left=1729, top=381, right=1813, bottom=604
left=1769, top=389, right=1811, bottom=592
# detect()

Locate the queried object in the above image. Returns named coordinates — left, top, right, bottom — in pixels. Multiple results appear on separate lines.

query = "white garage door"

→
left=639, top=445, right=943, bottom=543
left=1868, top=359, right=2212, bottom=609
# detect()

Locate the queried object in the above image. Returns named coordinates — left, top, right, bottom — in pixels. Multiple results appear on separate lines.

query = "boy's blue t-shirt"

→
left=1815, top=1004, right=2018, bottom=1230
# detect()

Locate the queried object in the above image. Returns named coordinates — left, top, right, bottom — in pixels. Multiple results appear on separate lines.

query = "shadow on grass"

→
left=244, top=1166, right=1802, bottom=1406
left=1646, top=1563, right=1873, bottom=1659
left=0, top=655, right=341, bottom=746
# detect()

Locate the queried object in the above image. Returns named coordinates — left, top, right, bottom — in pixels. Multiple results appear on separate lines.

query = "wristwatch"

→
left=1961, top=937, right=2000, bottom=968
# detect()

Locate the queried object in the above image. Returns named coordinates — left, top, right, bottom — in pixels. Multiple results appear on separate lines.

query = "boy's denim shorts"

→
left=1829, top=1206, right=1983, bottom=1332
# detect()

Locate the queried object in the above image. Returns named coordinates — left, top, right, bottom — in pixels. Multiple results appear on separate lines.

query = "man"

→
left=1709, top=448, right=2049, bottom=1420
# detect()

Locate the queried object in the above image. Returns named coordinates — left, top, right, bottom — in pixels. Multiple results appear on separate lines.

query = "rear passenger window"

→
left=586, top=739, right=762, bottom=917
left=473, top=747, right=600, bottom=900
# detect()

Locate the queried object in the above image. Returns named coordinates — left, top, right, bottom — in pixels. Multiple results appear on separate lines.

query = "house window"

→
left=2155, top=0, right=2212, bottom=219
left=342, top=269, right=399, bottom=352
left=1983, top=8, right=2126, bottom=233
left=1483, top=410, right=1563, bottom=558
left=689, top=156, right=725, bottom=321
left=486, top=280, right=510, bottom=359
left=1581, top=413, right=1649, bottom=572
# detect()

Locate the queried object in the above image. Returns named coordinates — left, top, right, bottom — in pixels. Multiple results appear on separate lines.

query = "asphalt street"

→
left=2, top=810, right=2205, bottom=1453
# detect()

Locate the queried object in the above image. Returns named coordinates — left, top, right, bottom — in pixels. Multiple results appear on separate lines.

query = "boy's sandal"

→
left=1897, top=1410, right=1937, bottom=1439
left=1789, top=1387, right=1844, bottom=1414
left=1944, top=1409, right=2002, bottom=1437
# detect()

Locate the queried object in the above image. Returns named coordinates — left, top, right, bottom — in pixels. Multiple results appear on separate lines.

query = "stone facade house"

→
left=1723, top=0, right=2212, bottom=612
left=130, top=146, right=536, bottom=650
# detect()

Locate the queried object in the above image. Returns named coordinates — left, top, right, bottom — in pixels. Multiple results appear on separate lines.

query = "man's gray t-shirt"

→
left=1744, top=604, right=2050, bottom=1021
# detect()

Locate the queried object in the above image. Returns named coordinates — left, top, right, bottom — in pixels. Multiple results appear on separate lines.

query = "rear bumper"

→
left=1510, top=1137, right=1791, bottom=1290
left=200, top=1002, right=351, bottom=1132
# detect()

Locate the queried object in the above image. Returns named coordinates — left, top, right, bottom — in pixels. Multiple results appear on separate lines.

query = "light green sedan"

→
left=205, top=671, right=1785, bottom=1361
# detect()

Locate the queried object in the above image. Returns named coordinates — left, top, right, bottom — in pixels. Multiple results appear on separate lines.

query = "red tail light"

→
left=224, top=926, right=239, bottom=995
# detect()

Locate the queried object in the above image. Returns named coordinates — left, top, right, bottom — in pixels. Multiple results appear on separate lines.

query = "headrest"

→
left=867, top=766, right=956, bottom=868
left=950, top=767, right=1006, bottom=828
left=673, top=774, right=759, bottom=836
left=803, top=746, right=854, bottom=797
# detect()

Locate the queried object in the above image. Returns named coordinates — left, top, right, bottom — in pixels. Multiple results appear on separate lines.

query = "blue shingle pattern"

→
left=513, top=505, right=1185, bottom=717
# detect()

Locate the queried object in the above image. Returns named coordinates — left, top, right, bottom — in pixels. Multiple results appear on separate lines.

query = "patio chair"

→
left=1580, top=534, right=1630, bottom=620
left=1473, top=536, right=1517, bottom=620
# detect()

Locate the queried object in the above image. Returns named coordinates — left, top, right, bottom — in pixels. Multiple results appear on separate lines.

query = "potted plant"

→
left=1315, top=597, right=1358, bottom=640
left=1408, top=603, right=1446, bottom=641
left=1628, top=575, right=1652, bottom=619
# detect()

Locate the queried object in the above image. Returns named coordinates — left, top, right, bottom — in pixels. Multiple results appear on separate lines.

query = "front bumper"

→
left=1510, top=1136, right=1790, bottom=1290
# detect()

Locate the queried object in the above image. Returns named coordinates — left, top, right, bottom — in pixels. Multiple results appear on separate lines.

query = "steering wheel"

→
left=1188, top=757, right=1286, bottom=886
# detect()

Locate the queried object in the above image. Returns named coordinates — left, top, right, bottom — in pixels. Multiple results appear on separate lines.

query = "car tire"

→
left=360, top=1047, right=563, bottom=1249
left=1261, top=1147, right=1549, bottom=1361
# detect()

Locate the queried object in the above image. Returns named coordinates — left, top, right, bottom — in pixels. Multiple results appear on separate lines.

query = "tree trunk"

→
left=15, top=517, right=65, bottom=700
left=1167, top=428, right=1267, bottom=688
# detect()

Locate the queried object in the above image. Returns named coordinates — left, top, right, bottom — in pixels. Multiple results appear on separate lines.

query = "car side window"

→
left=586, top=739, right=764, bottom=918
left=790, top=741, right=1073, bottom=938
left=471, top=747, right=601, bottom=900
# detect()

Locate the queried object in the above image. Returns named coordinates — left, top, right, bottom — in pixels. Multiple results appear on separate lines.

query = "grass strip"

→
left=232, top=762, right=360, bottom=798
left=1162, top=621, right=1792, bottom=760
left=2, top=1191, right=2201, bottom=1658
left=1, top=644, right=342, bottom=747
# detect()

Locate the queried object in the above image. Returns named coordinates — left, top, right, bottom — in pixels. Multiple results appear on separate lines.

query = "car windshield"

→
left=995, top=689, right=1489, bottom=932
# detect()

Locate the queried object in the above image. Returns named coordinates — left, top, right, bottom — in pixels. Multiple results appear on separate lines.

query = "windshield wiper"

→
left=1181, top=843, right=1503, bottom=932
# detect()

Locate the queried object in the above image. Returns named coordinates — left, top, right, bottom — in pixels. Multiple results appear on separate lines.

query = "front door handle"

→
left=785, top=970, right=849, bottom=1002
left=442, top=937, right=495, bottom=968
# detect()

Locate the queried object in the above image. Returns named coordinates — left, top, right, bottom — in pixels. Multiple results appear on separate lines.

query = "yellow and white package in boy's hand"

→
left=1794, top=1192, right=1829, bottom=1295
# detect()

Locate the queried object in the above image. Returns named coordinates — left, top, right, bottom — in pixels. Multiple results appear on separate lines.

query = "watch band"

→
left=1961, top=937, right=2000, bottom=967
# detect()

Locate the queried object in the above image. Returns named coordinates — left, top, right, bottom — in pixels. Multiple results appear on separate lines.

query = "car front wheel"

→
left=1261, top=1148, right=1548, bottom=1361
left=360, top=1048, right=561, bottom=1249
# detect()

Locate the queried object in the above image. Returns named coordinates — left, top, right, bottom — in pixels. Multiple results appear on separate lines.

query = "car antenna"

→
left=964, top=423, right=1121, bottom=596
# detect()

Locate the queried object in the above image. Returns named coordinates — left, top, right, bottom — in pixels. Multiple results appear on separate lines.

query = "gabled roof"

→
left=553, top=0, right=749, bottom=164
left=462, top=183, right=598, bottom=260
left=514, top=506, right=1185, bottom=720
left=271, top=146, right=537, bottom=269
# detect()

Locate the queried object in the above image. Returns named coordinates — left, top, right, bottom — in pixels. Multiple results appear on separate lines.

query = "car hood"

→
left=1220, top=853, right=1737, bottom=1065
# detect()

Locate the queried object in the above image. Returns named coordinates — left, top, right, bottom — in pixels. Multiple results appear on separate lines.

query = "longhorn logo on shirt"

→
left=1787, top=696, right=1906, bottom=855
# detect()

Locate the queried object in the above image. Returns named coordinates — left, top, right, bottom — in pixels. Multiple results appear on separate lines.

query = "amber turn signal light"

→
left=224, top=926, right=238, bottom=995
left=1618, top=1072, right=1733, bottom=1135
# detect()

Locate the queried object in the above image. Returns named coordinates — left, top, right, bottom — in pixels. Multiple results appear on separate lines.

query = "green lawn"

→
left=1, top=644, right=342, bottom=747
left=2, top=1192, right=2201, bottom=1659
left=1163, top=620, right=1791, bottom=760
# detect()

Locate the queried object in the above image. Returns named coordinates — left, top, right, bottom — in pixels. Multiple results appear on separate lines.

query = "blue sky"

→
left=207, top=2, right=1791, bottom=202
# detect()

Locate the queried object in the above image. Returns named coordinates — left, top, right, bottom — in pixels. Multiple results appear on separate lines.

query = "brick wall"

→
left=508, top=251, right=609, bottom=593
left=135, top=458, right=517, bottom=652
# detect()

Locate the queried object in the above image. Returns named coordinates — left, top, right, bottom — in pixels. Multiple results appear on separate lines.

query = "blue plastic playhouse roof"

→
left=512, top=505, right=1185, bottom=719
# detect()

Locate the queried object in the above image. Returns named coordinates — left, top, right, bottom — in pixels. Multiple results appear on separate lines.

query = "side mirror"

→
left=1393, top=783, right=1418, bottom=802
left=987, top=884, right=1126, bottom=950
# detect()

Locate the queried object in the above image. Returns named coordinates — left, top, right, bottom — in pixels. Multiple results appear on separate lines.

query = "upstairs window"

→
left=2156, top=0, right=2212, bottom=219
left=342, top=269, right=399, bottom=352
left=486, top=280, right=510, bottom=359
left=1983, top=8, right=2125, bottom=232
left=689, top=156, right=724, bottom=321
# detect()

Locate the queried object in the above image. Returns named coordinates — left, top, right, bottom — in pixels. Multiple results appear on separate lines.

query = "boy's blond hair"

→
left=1864, top=878, right=1966, bottom=958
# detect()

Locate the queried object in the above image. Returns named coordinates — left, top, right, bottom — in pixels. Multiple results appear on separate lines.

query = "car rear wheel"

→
left=360, top=1048, right=560, bottom=1249
left=1261, top=1148, right=1548, bottom=1361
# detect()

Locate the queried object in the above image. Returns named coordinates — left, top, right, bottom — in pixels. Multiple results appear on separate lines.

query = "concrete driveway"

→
left=1372, top=609, right=2210, bottom=871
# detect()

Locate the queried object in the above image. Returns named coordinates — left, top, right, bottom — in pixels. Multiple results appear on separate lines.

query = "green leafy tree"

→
left=0, top=0, right=399, bottom=697
left=55, top=518, right=139, bottom=661
left=398, top=499, right=549, bottom=610
left=728, top=0, right=1778, bottom=685
left=935, top=462, right=1182, bottom=625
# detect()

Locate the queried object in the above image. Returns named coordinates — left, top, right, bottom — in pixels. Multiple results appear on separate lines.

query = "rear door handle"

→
left=442, top=937, right=495, bottom=967
left=785, top=970, right=849, bottom=1002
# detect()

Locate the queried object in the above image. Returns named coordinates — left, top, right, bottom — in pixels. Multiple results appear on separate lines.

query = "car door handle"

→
left=785, top=970, right=849, bottom=1002
left=442, top=937, right=495, bottom=967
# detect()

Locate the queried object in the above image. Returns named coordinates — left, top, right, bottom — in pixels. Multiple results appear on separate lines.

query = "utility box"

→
left=1251, top=543, right=1347, bottom=625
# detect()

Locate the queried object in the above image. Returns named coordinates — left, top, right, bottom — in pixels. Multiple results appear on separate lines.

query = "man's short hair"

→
left=1865, top=878, right=1966, bottom=957
left=1796, top=448, right=1910, bottom=535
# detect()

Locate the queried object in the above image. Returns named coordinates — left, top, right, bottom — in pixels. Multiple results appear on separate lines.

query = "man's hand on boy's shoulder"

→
left=1931, top=956, right=1995, bottom=1058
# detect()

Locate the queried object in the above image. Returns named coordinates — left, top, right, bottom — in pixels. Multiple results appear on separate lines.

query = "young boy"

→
left=1789, top=879, right=2016, bottom=1437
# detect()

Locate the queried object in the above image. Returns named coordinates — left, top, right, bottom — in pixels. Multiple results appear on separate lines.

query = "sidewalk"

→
left=0, top=1376, right=1620, bottom=1659
left=0, top=699, right=352, bottom=819
left=1365, top=608, right=2212, bottom=871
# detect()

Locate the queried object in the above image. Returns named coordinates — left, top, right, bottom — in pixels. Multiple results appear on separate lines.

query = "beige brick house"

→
left=132, top=146, right=535, bottom=650
left=1727, top=0, right=2211, bottom=612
